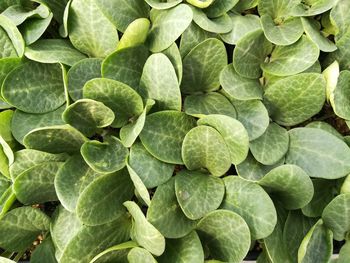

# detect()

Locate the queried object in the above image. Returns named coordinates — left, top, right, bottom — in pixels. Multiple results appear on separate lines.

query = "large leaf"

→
left=181, top=38, right=227, bottom=93
left=147, top=4, right=192, bottom=52
left=259, top=164, right=314, bottom=210
left=182, top=126, right=231, bottom=177
left=264, top=73, right=326, bottom=126
left=140, top=111, right=196, bottom=164
left=196, top=210, right=251, bottom=262
left=221, top=176, right=277, bottom=240
left=2, top=62, right=65, bottom=113
left=175, top=170, right=225, bottom=220
left=76, top=168, right=134, bottom=226
left=286, top=128, right=350, bottom=179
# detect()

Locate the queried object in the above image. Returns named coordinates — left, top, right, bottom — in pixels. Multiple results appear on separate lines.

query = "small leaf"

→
left=127, top=164, right=151, bottom=206
left=191, top=6, right=232, bottom=33
left=117, top=18, right=150, bottom=51
left=145, top=0, right=182, bottom=9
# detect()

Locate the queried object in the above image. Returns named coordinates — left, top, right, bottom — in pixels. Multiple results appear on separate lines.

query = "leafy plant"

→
left=0, top=0, right=349, bottom=262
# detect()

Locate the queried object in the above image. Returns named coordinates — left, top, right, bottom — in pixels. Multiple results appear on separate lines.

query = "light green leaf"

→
left=191, top=6, right=232, bottom=33
left=127, top=164, right=151, bottom=206
left=68, top=0, right=119, bottom=57
left=77, top=169, right=134, bottom=226
left=259, top=164, right=314, bottom=210
left=124, top=201, right=166, bottom=256
left=204, top=0, right=239, bottom=18
left=0, top=206, right=50, bottom=252
left=0, top=14, right=24, bottom=57
left=198, top=114, right=249, bottom=165
left=323, top=60, right=339, bottom=102
left=140, top=111, right=196, bottom=164
left=55, top=155, right=100, bottom=212
left=117, top=18, right=150, bottom=51
left=13, top=162, right=62, bottom=204
left=0, top=26, right=17, bottom=58
left=258, top=0, right=299, bottom=18
left=2, top=62, right=65, bottom=113
left=184, top=92, right=237, bottom=118
left=261, top=36, right=320, bottom=77
left=306, top=121, right=343, bottom=140
left=196, top=210, right=251, bottom=262
left=286, top=128, right=350, bottom=179
left=330, top=70, right=350, bottom=120
left=175, top=170, right=225, bottom=220
left=181, top=38, right=227, bottom=93
left=63, top=99, right=114, bottom=137
left=30, top=236, right=57, bottom=263
left=261, top=15, right=304, bottom=46
left=322, top=193, right=350, bottom=241
left=83, top=78, right=144, bottom=128
left=22, top=13, right=53, bottom=45
left=128, top=247, right=157, bottom=263
left=90, top=241, right=137, bottom=263
left=338, top=240, right=350, bottom=263
left=31, top=0, right=67, bottom=24
left=145, top=0, right=182, bottom=9
left=250, top=123, right=289, bottom=165
left=298, top=220, right=333, bottom=263
left=147, top=4, right=193, bottom=52
left=58, top=0, right=71, bottom=38
left=25, top=39, right=86, bottom=66
left=220, top=13, right=261, bottom=45
left=292, top=0, right=338, bottom=17
left=140, top=53, right=181, bottom=111
left=324, top=28, right=350, bottom=70
left=222, top=176, right=277, bottom=240
left=157, top=231, right=204, bottom=263
left=220, top=64, right=263, bottom=101
left=162, top=42, right=183, bottom=83
left=147, top=177, right=196, bottom=238
left=23, top=125, right=87, bottom=154
left=129, top=142, right=174, bottom=188
left=0, top=110, right=16, bottom=149
left=81, top=136, right=128, bottom=174
left=182, top=126, right=231, bottom=177
left=264, top=73, right=326, bottom=126
left=186, top=0, right=214, bottom=8
left=95, top=0, right=149, bottom=32
left=102, top=45, right=149, bottom=91
left=330, top=0, right=350, bottom=40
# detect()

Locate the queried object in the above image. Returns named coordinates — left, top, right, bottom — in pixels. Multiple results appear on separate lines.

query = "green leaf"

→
left=67, top=58, right=102, bottom=101
left=261, top=36, right=320, bottom=77
left=25, top=39, right=86, bottom=66
left=204, top=0, right=239, bottom=18
left=13, top=162, right=62, bottom=204
left=77, top=169, right=134, bottom=226
left=261, top=15, right=304, bottom=46
left=124, top=201, right=166, bottom=256
left=322, top=193, right=350, bottom=241
left=182, top=126, right=231, bottom=177
left=0, top=26, right=17, bottom=58
left=117, top=18, right=150, bottom=51
left=2, top=62, right=65, bottom=113
left=30, top=236, right=57, bottom=263
left=0, top=206, right=50, bottom=252
left=330, top=70, right=350, bottom=120
left=129, top=142, right=174, bottom=188
left=145, top=0, right=182, bottom=9
left=90, top=241, right=137, bottom=263
left=162, top=42, right=183, bottom=83
left=147, top=177, right=196, bottom=238
left=230, top=98, right=270, bottom=141
left=127, top=164, right=151, bottom=206
left=298, top=220, right=333, bottom=263
left=250, top=123, right=289, bottom=165
left=128, top=247, right=157, bottom=263
left=286, top=128, right=350, bottom=179
left=181, top=38, right=227, bottom=93
left=190, top=6, right=232, bottom=33
left=306, top=121, right=343, bottom=140
left=175, top=170, right=224, bottom=220
left=157, top=231, right=204, bottom=263
left=33, top=0, right=68, bottom=24
left=330, top=0, right=350, bottom=40
left=58, top=0, right=71, bottom=38
left=324, top=28, right=350, bottom=70
left=302, top=18, right=337, bottom=52
left=81, top=136, right=128, bottom=174
left=140, top=111, right=196, bottom=164
left=259, top=164, right=314, bottom=210
left=186, top=0, right=214, bottom=8
left=22, top=13, right=53, bottom=45
left=55, top=155, right=100, bottom=212
left=83, top=78, right=144, bottom=128
left=220, top=13, right=261, bottom=45
left=102, top=45, right=149, bottom=91
left=23, top=125, right=87, bottom=154
left=221, top=176, right=277, bottom=240
left=264, top=73, right=326, bottom=126
left=0, top=110, right=16, bottom=149
left=63, top=99, right=115, bottom=137
left=292, top=0, right=338, bottom=17
left=220, top=64, right=263, bottom=101
left=140, top=53, right=181, bottom=111
left=0, top=14, right=24, bottom=57
left=147, top=4, right=193, bottom=52
left=338, top=240, right=350, bottom=263
left=258, top=0, right=299, bottom=18
left=59, top=215, right=131, bottom=263
left=95, top=0, right=149, bottom=32
left=68, top=0, right=119, bottom=57
left=0, top=58, right=22, bottom=91
left=233, top=29, right=273, bottom=79
left=184, top=92, right=237, bottom=119
left=196, top=210, right=251, bottom=262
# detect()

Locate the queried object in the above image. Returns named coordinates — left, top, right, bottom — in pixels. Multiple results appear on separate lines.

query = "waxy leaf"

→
left=0, top=14, right=24, bottom=57
left=77, top=169, right=134, bottom=226
left=222, top=176, right=277, bottom=240
left=204, top=0, right=239, bottom=18
left=186, top=0, right=214, bottom=9
left=162, top=42, right=183, bottom=83
left=127, top=165, right=151, bottom=206
left=191, top=6, right=232, bottom=33
left=196, top=210, right=251, bottom=262
left=292, top=0, right=338, bottom=17
left=286, top=128, right=350, bottom=179
left=117, top=18, right=150, bottom=51
left=330, top=70, right=350, bottom=120
left=182, top=126, right=231, bottom=177
left=128, top=247, right=157, bottom=263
